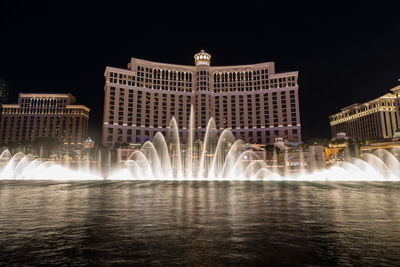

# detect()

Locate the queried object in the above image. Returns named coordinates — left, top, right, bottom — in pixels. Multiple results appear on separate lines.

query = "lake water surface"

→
left=1, top=181, right=400, bottom=266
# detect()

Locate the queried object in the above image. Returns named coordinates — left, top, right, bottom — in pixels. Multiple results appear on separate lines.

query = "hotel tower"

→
left=0, top=93, right=90, bottom=145
left=102, top=50, right=301, bottom=147
left=329, top=93, right=398, bottom=140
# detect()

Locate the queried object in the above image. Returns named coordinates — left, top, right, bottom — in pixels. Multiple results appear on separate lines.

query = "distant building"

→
left=0, top=78, right=9, bottom=105
left=331, top=132, right=350, bottom=141
left=0, top=93, right=90, bottom=145
left=361, top=139, right=400, bottom=154
left=390, top=84, right=400, bottom=129
left=102, top=50, right=301, bottom=147
left=329, top=93, right=398, bottom=140
left=83, top=137, right=95, bottom=149
left=116, top=143, right=142, bottom=163
left=276, top=145, right=324, bottom=168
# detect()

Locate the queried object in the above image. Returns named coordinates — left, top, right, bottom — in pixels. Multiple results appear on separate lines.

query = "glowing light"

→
left=1, top=105, right=400, bottom=181
left=0, top=127, right=400, bottom=181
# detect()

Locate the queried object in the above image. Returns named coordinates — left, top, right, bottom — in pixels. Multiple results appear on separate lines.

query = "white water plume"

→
left=1, top=106, right=400, bottom=181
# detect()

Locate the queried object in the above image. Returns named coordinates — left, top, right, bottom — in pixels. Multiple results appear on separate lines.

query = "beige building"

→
left=390, top=85, right=400, bottom=130
left=102, top=50, right=301, bottom=147
left=329, top=93, right=398, bottom=140
left=0, top=93, right=90, bottom=145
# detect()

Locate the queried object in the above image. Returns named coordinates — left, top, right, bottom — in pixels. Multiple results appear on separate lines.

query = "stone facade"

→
left=0, top=93, right=90, bottom=145
left=103, top=50, right=301, bottom=147
left=329, top=93, right=398, bottom=140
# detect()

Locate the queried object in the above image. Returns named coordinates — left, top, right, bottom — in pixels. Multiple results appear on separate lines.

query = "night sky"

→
left=1, top=1, right=400, bottom=143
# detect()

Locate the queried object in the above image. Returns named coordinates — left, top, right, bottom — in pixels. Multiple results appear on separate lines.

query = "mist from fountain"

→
left=1, top=106, right=400, bottom=181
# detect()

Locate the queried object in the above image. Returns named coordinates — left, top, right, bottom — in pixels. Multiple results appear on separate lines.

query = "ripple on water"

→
left=0, top=181, right=399, bottom=266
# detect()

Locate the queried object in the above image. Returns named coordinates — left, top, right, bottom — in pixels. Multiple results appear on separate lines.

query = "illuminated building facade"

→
left=102, top=50, right=301, bottom=147
left=0, top=93, right=90, bottom=145
left=329, top=93, right=398, bottom=140
left=390, top=84, right=400, bottom=130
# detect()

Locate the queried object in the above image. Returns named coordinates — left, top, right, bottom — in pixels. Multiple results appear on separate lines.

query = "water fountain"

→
left=1, top=111, right=400, bottom=181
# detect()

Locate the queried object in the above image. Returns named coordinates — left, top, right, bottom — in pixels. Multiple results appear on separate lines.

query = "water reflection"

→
left=0, top=181, right=399, bottom=265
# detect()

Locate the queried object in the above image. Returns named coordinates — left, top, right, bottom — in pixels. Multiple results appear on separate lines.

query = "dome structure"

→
left=194, top=50, right=211, bottom=66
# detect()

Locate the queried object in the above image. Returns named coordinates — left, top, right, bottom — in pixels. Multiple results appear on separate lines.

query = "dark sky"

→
left=1, top=1, right=400, bottom=142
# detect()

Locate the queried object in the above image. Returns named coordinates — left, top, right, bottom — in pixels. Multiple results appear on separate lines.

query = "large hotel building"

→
left=329, top=92, right=399, bottom=140
left=102, top=50, right=301, bottom=146
left=0, top=93, right=90, bottom=145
